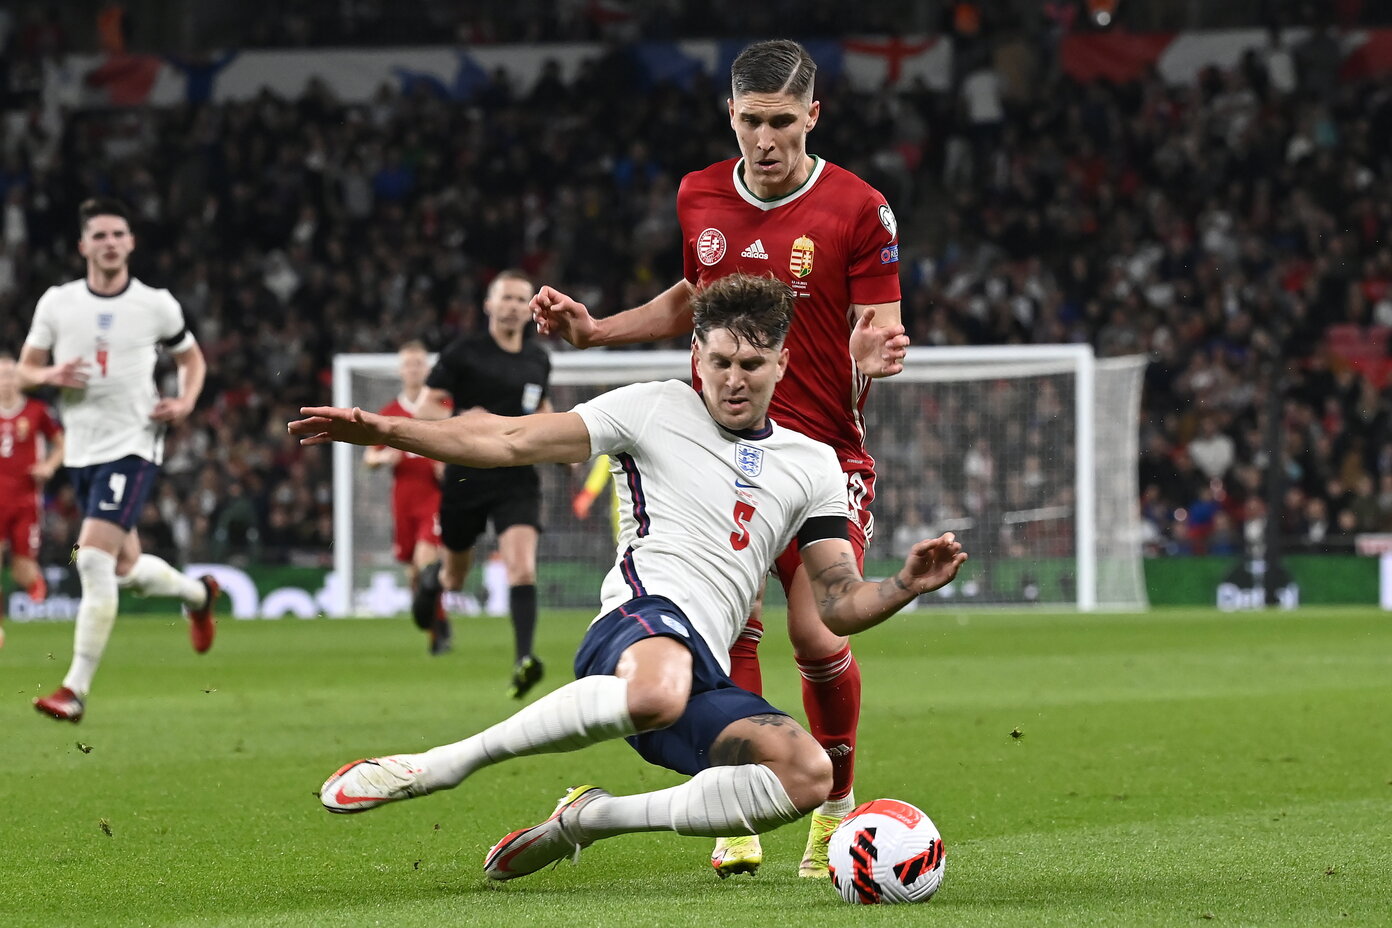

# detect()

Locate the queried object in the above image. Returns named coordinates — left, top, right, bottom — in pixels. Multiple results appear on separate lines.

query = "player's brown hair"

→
left=78, top=196, right=132, bottom=232
left=398, top=339, right=427, bottom=354
left=731, top=39, right=816, bottom=103
left=692, top=273, right=795, bottom=351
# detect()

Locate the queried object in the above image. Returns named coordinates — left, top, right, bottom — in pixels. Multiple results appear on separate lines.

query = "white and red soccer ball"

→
left=827, top=798, right=945, bottom=904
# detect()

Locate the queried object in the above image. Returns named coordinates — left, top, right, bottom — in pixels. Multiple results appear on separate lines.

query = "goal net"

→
left=331, top=346, right=1147, bottom=616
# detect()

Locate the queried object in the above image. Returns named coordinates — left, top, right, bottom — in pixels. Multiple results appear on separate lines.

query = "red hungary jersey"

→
left=0, top=398, right=62, bottom=499
left=680, top=156, right=901, bottom=465
left=376, top=394, right=442, bottom=513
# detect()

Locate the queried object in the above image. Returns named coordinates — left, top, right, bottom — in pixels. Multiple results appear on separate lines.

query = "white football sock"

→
left=116, top=554, right=207, bottom=606
left=819, top=791, right=857, bottom=817
left=418, top=676, right=635, bottom=791
left=572, top=764, right=801, bottom=841
left=62, top=548, right=120, bottom=697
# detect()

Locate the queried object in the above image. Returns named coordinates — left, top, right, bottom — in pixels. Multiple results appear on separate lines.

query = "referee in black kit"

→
left=414, top=269, right=551, bottom=699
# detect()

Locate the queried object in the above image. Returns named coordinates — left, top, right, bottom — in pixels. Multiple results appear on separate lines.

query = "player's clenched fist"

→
left=530, top=285, right=599, bottom=347
left=850, top=306, right=910, bottom=378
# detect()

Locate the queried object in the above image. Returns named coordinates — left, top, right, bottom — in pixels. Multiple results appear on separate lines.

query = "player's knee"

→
left=789, top=625, right=849, bottom=661
left=740, top=719, right=831, bottom=813
left=113, top=552, right=140, bottom=578
left=75, top=547, right=119, bottom=602
left=624, top=678, right=687, bottom=732
left=779, top=742, right=833, bottom=814
left=10, top=557, right=37, bottom=585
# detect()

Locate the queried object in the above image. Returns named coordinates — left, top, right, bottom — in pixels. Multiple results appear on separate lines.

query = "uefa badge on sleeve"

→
left=878, top=204, right=897, bottom=239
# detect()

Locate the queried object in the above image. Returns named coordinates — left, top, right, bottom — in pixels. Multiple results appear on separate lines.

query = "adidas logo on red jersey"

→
left=740, top=239, right=769, bottom=259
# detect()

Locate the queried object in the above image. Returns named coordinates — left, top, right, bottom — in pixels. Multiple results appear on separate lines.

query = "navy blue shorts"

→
left=68, top=455, right=160, bottom=531
left=573, top=595, right=788, bottom=776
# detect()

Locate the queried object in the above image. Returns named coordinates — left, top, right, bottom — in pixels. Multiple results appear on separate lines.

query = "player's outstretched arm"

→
left=803, top=532, right=966, bottom=636
left=290, top=406, right=593, bottom=468
left=532, top=280, right=697, bottom=348
left=850, top=303, right=910, bottom=378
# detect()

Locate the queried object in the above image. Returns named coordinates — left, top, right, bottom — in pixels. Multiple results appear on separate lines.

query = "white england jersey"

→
left=23, top=278, right=196, bottom=468
left=574, top=380, right=849, bottom=670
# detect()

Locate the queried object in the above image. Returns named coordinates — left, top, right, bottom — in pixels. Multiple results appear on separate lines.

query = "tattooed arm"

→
left=799, top=533, right=968, bottom=636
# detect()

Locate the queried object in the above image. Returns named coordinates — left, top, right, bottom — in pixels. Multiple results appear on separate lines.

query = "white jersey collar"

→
left=732, top=156, right=825, bottom=211
left=85, top=278, right=133, bottom=299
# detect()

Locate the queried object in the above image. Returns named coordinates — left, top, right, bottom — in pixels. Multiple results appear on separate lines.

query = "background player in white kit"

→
left=19, top=197, right=220, bottom=723
left=290, top=274, right=966, bottom=882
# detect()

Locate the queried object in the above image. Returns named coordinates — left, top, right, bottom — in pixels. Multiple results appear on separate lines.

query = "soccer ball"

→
left=826, top=798, right=945, bottom=904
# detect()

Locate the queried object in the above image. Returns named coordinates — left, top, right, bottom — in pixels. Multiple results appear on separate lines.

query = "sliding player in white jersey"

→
left=290, top=273, right=966, bottom=882
left=19, top=197, right=220, bottom=723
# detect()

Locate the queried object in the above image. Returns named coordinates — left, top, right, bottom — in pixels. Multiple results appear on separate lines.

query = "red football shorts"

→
left=393, top=503, right=442, bottom=564
left=0, top=496, right=41, bottom=560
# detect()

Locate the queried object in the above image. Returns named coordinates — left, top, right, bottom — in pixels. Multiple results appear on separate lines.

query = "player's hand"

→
left=30, top=462, right=56, bottom=484
left=531, top=286, right=600, bottom=348
left=46, top=358, right=90, bottom=389
left=366, top=446, right=404, bottom=467
left=572, top=487, right=598, bottom=519
left=897, top=532, right=968, bottom=595
left=150, top=397, right=194, bottom=424
left=850, top=306, right=909, bottom=378
left=291, top=406, right=389, bottom=447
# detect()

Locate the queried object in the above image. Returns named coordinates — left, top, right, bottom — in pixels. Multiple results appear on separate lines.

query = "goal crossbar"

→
left=332, top=345, right=1145, bottom=615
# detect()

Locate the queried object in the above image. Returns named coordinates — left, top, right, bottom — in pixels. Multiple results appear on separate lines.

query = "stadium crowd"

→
left=4, top=15, right=1392, bottom=567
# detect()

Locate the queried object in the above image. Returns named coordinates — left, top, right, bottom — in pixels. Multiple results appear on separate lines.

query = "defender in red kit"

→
left=364, top=341, right=444, bottom=649
left=0, top=354, right=64, bottom=645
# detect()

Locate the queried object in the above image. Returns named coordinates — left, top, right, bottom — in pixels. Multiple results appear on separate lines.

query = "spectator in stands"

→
left=5, top=22, right=1392, bottom=567
left=1189, top=414, right=1236, bottom=481
left=1207, top=510, right=1241, bottom=556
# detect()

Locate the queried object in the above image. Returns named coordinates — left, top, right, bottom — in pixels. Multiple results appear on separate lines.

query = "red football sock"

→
left=798, top=644, right=861, bottom=802
left=728, top=616, right=764, bottom=695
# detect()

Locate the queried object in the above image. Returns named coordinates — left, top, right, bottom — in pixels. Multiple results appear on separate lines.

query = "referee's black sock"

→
left=510, top=584, right=538, bottom=661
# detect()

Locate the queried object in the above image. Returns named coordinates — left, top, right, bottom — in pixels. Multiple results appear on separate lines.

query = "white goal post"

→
left=332, top=345, right=1148, bottom=616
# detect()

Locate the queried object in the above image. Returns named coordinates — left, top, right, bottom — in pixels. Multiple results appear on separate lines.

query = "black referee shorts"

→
left=438, top=484, right=542, bottom=553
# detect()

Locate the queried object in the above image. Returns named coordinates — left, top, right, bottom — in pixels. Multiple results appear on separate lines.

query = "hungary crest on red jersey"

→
left=790, top=234, right=815, bottom=278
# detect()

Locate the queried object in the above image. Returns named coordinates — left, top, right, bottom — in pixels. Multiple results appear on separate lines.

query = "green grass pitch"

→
left=2, top=606, right=1390, bottom=927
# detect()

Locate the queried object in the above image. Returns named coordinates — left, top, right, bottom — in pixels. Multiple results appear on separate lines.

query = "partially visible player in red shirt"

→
left=364, top=342, right=444, bottom=638
left=531, top=39, right=908, bottom=880
left=0, top=353, right=65, bottom=646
